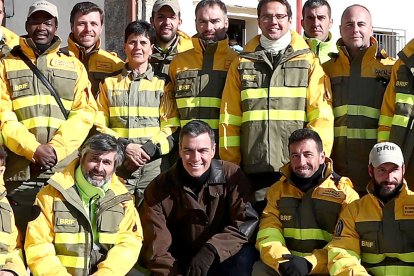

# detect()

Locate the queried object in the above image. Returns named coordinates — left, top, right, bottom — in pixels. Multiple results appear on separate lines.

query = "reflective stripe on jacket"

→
left=168, top=36, right=238, bottom=145
left=257, top=159, right=358, bottom=274
left=220, top=31, right=334, bottom=175
left=323, top=37, right=394, bottom=192
left=96, top=65, right=180, bottom=156
left=0, top=36, right=97, bottom=181
left=67, top=35, right=124, bottom=98
left=25, top=159, right=143, bottom=276
left=150, top=30, right=193, bottom=76
left=328, top=182, right=414, bottom=276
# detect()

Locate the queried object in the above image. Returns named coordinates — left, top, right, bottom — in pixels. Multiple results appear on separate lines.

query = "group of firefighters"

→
left=0, top=0, right=412, bottom=275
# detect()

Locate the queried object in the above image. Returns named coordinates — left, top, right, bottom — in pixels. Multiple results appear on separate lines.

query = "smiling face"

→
left=258, top=1, right=292, bottom=41
left=340, top=5, right=372, bottom=55
left=289, top=139, right=325, bottom=178
left=26, top=11, right=57, bottom=45
left=124, top=33, right=152, bottom=69
left=71, top=10, right=103, bottom=52
left=151, top=5, right=181, bottom=45
left=179, top=132, right=215, bottom=178
left=80, top=150, right=117, bottom=187
left=301, top=5, right=332, bottom=41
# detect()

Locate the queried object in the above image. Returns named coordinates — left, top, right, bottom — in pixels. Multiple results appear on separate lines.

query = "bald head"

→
left=340, top=5, right=373, bottom=58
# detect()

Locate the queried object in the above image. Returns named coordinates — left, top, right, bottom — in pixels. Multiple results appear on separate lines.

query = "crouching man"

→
left=141, top=120, right=259, bottom=276
left=25, top=134, right=143, bottom=275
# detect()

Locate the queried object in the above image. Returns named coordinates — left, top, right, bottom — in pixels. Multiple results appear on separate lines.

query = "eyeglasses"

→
left=260, top=14, right=289, bottom=23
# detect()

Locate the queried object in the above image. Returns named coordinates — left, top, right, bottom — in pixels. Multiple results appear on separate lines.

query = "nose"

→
left=95, top=161, right=104, bottom=171
left=299, top=155, right=307, bottom=166
left=192, top=151, right=201, bottom=162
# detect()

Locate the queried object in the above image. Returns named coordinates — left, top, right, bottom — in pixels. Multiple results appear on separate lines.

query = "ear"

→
left=211, top=143, right=216, bottom=157
left=319, top=151, right=326, bottom=164
left=0, top=165, right=5, bottom=177
left=368, top=164, right=374, bottom=177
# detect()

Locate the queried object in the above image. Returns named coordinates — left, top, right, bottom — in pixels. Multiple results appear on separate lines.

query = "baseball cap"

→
left=369, top=142, right=404, bottom=167
left=27, top=0, right=58, bottom=20
left=152, top=0, right=180, bottom=14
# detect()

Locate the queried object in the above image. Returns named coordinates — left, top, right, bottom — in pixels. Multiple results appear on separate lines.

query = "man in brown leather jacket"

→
left=140, top=120, right=258, bottom=276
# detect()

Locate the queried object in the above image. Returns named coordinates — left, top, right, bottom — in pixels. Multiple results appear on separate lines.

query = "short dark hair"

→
left=124, top=20, right=155, bottom=44
left=302, top=0, right=331, bottom=19
left=288, top=128, right=323, bottom=153
left=195, top=0, right=227, bottom=17
left=0, top=146, right=7, bottom=166
left=257, top=0, right=292, bottom=18
left=70, top=2, right=104, bottom=27
left=79, top=133, right=124, bottom=169
left=179, top=120, right=215, bottom=147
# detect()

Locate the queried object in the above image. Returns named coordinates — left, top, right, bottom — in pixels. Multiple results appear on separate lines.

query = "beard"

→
left=82, top=169, right=110, bottom=187
left=374, top=180, right=403, bottom=202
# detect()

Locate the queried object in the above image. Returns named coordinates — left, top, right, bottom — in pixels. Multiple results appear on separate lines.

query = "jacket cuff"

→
left=141, top=141, right=158, bottom=158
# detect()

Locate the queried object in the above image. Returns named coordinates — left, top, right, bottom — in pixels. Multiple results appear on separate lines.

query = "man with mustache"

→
left=167, top=0, right=238, bottom=154
left=328, top=142, right=413, bottom=275
left=66, top=2, right=124, bottom=98
left=254, top=128, right=358, bottom=275
left=0, top=0, right=96, bottom=238
left=24, top=133, right=143, bottom=275
left=301, top=0, right=337, bottom=64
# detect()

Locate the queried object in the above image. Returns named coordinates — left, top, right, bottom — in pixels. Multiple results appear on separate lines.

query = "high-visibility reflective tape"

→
left=176, top=97, right=221, bottom=109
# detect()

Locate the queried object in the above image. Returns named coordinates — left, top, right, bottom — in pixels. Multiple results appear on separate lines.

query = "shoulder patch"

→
left=334, top=219, right=344, bottom=236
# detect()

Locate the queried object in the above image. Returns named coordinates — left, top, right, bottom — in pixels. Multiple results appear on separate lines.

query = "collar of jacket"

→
left=121, top=63, right=154, bottom=81
left=173, top=158, right=225, bottom=187
left=400, top=39, right=414, bottom=60
left=20, top=35, right=61, bottom=58
left=191, top=35, right=231, bottom=55
left=366, top=178, right=408, bottom=206
left=304, top=32, right=338, bottom=52
left=336, top=36, right=386, bottom=60
left=279, top=158, right=335, bottom=186
left=67, top=33, right=101, bottom=60
left=243, top=30, right=310, bottom=54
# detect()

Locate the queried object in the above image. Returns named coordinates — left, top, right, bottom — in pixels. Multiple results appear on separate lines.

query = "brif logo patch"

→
left=334, top=219, right=344, bottom=236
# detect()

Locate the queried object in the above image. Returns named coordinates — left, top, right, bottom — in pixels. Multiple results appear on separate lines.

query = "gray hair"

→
left=79, top=133, right=124, bottom=168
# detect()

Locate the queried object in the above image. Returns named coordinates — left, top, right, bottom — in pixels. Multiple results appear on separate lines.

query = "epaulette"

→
left=58, top=47, right=71, bottom=56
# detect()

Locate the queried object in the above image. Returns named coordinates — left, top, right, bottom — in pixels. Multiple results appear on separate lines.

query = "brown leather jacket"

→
left=140, top=159, right=257, bottom=276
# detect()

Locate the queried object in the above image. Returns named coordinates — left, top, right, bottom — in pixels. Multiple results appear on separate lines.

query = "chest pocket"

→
left=399, top=220, right=414, bottom=252
left=98, top=204, right=125, bottom=233
left=241, top=70, right=260, bottom=90
left=53, top=200, right=80, bottom=233
left=313, top=199, right=341, bottom=233
left=278, top=197, right=300, bottom=228
left=283, top=60, right=309, bottom=87
left=52, top=70, right=78, bottom=100
left=175, top=70, right=198, bottom=98
left=0, top=202, right=12, bottom=234
left=7, top=70, right=34, bottom=99
left=356, top=221, right=380, bottom=254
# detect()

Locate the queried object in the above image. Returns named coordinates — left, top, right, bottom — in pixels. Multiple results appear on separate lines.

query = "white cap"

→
left=27, top=0, right=58, bottom=20
left=369, top=142, right=404, bottom=167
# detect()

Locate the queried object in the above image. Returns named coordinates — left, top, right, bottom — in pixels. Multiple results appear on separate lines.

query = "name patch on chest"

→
left=361, top=239, right=376, bottom=248
left=96, top=61, right=113, bottom=71
left=318, top=188, right=344, bottom=200
left=280, top=214, right=293, bottom=221
left=50, top=58, right=75, bottom=69
left=241, top=74, right=257, bottom=82
left=13, top=82, right=29, bottom=91
left=403, top=205, right=414, bottom=216
left=56, top=218, right=76, bottom=226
